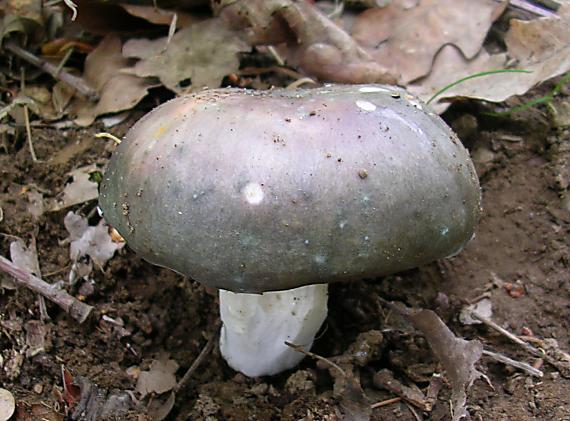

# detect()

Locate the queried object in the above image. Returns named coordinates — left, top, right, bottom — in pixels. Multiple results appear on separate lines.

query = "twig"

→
left=174, top=330, right=217, bottom=394
left=5, top=42, right=98, bottom=101
left=405, top=402, right=422, bottom=421
left=509, top=0, right=559, bottom=17
left=0, top=255, right=92, bottom=323
left=370, top=396, right=402, bottom=409
left=285, top=341, right=346, bottom=376
left=470, top=312, right=563, bottom=372
left=482, top=349, right=543, bottom=378
left=266, top=46, right=285, bottom=67
left=20, top=68, right=38, bottom=162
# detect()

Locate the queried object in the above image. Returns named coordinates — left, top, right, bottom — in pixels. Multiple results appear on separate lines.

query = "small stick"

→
left=23, top=104, right=38, bottom=162
left=5, top=42, right=99, bottom=101
left=20, top=68, right=38, bottom=162
left=405, top=402, right=422, bottom=421
left=285, top=341, right=346, bottom=376
left=471, top=312, right=563, bottom=371
left=0, top=255, right=92, bottom=323
left=483, top=349, right=543, bottom=378
left=174, top=331, right=217, bottom=394
left=509, top=0, right=559, bottom=17
left=370, top=396, right=402, bottom=409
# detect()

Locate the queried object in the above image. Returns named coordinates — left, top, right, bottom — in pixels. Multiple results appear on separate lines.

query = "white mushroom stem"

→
left=219, top=284, right=328, bottom=377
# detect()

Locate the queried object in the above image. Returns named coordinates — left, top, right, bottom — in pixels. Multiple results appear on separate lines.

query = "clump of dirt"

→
left=1, top=82, right=570, bottom=420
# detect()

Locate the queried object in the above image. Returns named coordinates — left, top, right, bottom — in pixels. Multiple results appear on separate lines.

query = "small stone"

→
left=358, top=169, right=368, bottom=179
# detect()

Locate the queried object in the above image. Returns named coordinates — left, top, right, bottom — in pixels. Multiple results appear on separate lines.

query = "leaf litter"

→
left=2, top=1, right=570, bottom=420
left=123, top=18, right=249, bottom=93
left=64, top=211, right=125, bottom=270
left=47, top=164, right=101, bottom=212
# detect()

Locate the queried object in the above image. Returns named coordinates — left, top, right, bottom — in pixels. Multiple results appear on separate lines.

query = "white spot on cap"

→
left=243, top=182, right=264, bottom=205
left=358, top=86, right=389, bottom=93
left=356, top=100, right=377, bottom=112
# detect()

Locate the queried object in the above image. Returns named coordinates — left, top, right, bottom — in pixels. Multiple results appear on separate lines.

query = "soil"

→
left=1, top=82, right=569, bottom=421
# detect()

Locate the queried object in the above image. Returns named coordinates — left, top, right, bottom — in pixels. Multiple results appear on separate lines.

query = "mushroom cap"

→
left=99, top=85, right=480, bottom=293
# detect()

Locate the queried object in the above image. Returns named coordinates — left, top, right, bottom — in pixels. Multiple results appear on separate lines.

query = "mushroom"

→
left=99, top=84, right=480, bottom=377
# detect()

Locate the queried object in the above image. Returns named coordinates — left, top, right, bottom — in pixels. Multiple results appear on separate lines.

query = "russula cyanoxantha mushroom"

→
left=99, top=84, right=480, bottom=377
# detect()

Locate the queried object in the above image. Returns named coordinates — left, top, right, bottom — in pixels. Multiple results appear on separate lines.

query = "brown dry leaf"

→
left=70, top=36, right=154, bottom=126
left=373, top=369, right=431, bottom=411
left=135, top=355, right=179, bottom=398
left=413, top=5, right=570, bottom=110
left=123, top=18, right=248, bottom=93
left=216, top=0, right=395, bottom=84
left=351, top=0, right=506, bottom=83
left=407, top=45, right=507, bottom=112
left=47, top=165, right=100, bottom=211
left=403, top=307, right=484, bottom=421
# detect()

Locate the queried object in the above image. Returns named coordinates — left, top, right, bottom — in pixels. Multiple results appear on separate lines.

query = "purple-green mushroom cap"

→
left=99, top=84, right=480, bottom=293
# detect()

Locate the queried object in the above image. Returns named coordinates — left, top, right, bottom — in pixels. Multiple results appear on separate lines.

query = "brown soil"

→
left=1, top=84, right=569, bottom=420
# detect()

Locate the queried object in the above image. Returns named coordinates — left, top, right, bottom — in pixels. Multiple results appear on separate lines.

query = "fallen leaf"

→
left=460, top=298, right=493, bottom=325
left=0, top=388, right=16, bottom=421
left=47, top=165, right=100, bottom=211
left=415, top=5, right=570, bottom=110
left=64, top=211, right=125, bottom=268
left=404, top=307, right=484, bottom=421
left=123, top=18, right=249, bottom=93
left=407, top=45, right=507, bottom=112
left=216, top=0, right=395, bottom=84
left=70, top=36, right=154, bottom=126
left=135, top=355, right=179, bottom=398
left=147, top=391, right=175, bottom=421
left=373, top=369, right=431, bottom=411
left=26, top=188, right=44, bottom=220
left=5, top=238, right=41, bottom=289
left=352, top=0, right=506, bottom=83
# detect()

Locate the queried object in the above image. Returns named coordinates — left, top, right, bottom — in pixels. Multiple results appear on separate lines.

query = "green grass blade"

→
left=426, top=69, right=533, bottom=105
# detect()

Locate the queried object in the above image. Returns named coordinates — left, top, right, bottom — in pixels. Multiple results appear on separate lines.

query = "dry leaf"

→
left=352, top=0, right=506, bottom=83
left=414, top=5, right=570, bottom=110
left=70, top=36, right=154, bottom=126
left=217, top=0, right=395, bottom=84
left=135, top=355, right=179, bottom=398
left=147, top=391, right=176, bottom=421
left=9, top=238, right=41, bottom=277
left=123, top=18, right=248, bottom=93
left=404, top=307, right=484, bottom=421
left=26, top=187, right=44, bottom=220
left=460, top=298, right=493, bottom=325
left=407, top=45, right=507, bottom=112
left=373, top=369, right=431, bottom=411
left=47, top=165, right=100, bottom=211
left=64, top=211, right=125, bottom=268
